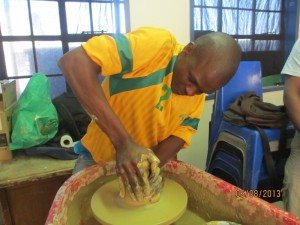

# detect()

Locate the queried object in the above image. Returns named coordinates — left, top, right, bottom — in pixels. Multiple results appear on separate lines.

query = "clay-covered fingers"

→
left=116, top=150, right=163, bottom=203
left=116, top=165, right=146, bottom=202
left=136, top=152, right=160, bottom=182
left=149, top=175, right=164, bottom=197
left=118, top=176, right=126, bottom=198
left=131, top=182, right=144, bottom=201
left=147, top=153, right=161, bottom=182
left=136, top=157, right=151, bottom=194
left=147, top=154, right=163, bottom=198
left=146, top=155, right=164, bottom=202
left=116, top=167, right=128, bottom=198
left=116, top=168, right=128, bottom=187
left=136, top=153, right=164, bottom=202
left=149, top=161, right=160, bottom=184
left=128, top=164, right=152, bottom=201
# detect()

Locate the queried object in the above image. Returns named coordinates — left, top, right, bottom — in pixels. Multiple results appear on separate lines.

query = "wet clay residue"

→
left=66, top=175, right=117, bottom=225
left=91, top=178, right=188, bottom=225
left=65, top=174, right=207, bottom=225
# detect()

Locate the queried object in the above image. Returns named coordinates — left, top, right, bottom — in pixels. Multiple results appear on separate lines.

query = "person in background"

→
left=58, top=26, right=241, bottom=202
left=282, top=39, right=300, bottom=217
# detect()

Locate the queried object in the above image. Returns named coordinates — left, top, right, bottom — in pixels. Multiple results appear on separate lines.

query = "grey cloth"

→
left=25, top=146, right=78, bottom=160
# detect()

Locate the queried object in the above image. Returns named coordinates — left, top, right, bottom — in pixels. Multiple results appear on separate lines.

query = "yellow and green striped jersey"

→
left=81, top=27, right=206, bottom=163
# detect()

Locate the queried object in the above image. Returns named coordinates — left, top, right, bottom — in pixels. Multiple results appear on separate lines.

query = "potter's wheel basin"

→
left=46, top=161, right=300, bottom=225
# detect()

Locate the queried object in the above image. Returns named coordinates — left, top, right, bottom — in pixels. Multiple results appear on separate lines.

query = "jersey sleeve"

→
left=82, top=27, right=177, bottom=77
left=82, top=34, right=123, bottom=76
left=172, top=94, right=206, bottom=148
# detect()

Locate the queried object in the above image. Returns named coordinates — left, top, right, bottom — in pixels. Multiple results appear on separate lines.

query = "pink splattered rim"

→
left=45, top=160, right=300, bottom=225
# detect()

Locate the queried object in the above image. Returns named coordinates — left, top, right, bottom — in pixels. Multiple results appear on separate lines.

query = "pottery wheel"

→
left=91, top=178, right=188, bottom=225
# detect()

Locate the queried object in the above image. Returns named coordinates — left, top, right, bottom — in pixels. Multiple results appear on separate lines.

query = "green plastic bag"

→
left=10, top=73, right=58, bottom=150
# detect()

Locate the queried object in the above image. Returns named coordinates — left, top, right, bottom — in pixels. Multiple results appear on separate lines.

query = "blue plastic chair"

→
left=206, top=61, right=295, bottom=191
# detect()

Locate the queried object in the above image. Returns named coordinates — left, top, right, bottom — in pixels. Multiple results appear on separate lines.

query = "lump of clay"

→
left=118, top=153, right=163, bottom=207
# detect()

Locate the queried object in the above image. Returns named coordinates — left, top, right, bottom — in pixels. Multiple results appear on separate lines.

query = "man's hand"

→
left=115, top=143, right=163, bottom=202
left=137, top=153, right=164, bottom=202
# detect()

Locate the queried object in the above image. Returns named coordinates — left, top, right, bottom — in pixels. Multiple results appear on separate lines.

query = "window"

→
left=0, top=0, right=129, bottom=97
left=192, top=0, right=286, bottom=78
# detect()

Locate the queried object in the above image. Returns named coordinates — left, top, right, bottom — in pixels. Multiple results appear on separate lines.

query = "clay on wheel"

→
left=91, top=178, right=188, bottom=225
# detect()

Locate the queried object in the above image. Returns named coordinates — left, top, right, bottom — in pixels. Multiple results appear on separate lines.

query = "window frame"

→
left=190, top=0, right=287, bottom=79
left=191, top=0, right=285, bottom=51
left=0, top=0, right=130, bottom=80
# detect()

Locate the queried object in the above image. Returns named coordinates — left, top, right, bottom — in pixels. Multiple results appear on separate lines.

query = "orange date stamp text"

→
left=235, top=189, right=282, bottom=199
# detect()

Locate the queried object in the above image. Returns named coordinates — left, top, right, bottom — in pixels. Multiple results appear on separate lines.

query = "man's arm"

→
left=155, top=135, right=185, bottom=167
left=58, top=47, right=131, bottom=148
left=58, top=47, right=158, bottom=196
left=284, top=75, right=300, bottom=131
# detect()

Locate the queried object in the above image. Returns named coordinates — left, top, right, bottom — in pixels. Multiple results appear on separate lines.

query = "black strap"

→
left=277, top=129, right=287, bottom=160
left=249, top=125, right=276, bottom=180
left=54, top=101, right=81, bottom=139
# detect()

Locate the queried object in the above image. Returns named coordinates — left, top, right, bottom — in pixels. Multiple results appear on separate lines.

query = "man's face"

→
left=171, top=43, right=224, bottom=96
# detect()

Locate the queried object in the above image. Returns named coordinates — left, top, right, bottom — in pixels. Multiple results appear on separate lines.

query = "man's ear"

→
left=182, top=42, right=195, bottom=55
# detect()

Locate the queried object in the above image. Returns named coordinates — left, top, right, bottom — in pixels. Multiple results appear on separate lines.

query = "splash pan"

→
left=91, top=178, right=187, bottom=225
left=46, top=161, right=300, bottom=225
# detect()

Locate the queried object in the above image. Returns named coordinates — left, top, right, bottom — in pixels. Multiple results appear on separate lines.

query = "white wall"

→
left=128, top=0, right=190, bottom=44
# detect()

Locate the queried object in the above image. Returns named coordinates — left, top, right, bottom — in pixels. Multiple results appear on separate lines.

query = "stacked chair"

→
left=206, top=61, right=295, bottom=202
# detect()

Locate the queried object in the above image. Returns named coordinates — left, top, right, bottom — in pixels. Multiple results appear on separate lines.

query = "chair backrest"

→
left=217, top=61, right=262, bottom=113
left=208, top=61, right=262, bottom=151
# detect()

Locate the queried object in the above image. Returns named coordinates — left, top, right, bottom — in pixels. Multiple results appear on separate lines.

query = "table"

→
left=0, top=150, right=76, bottom=225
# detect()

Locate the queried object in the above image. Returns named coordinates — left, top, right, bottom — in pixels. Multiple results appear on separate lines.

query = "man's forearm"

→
left=155, top=135, right=185, bottom=167
left=58, top=47, right=132, bottom=149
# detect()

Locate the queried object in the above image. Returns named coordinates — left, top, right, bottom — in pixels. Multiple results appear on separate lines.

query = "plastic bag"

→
left=10, top=73, right=58, bottom=150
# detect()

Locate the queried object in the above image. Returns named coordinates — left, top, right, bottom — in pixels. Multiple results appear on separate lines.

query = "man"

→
left=282, top=39, right=300, bottom=217
left=58, top=26, right=241, bottom=202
